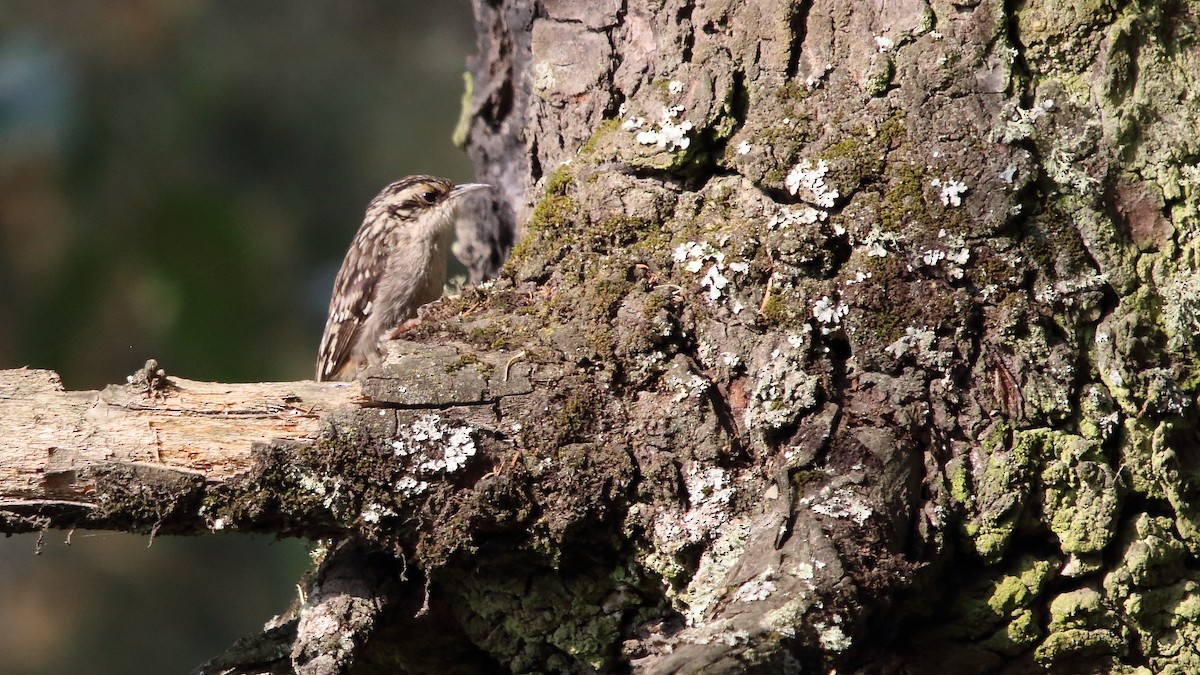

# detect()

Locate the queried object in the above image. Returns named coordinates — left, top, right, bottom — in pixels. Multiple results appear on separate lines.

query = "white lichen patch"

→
left=290, top=466, right=347, bottom=515
left=298, top=610, right=356, bottom=655
left=803, top=487, right=873, bottom=526
left=858, top=227, right=901, bottom=258
left=882, top=324, right=956, bottom=375
left=845, top=270, right=873, bottom=285
left=785, top=159, right=839, bottom=209
left=995, top=98, right=1054, bottom=143
left=883, top=326, right=936, bottom=359
left=628, top=348, right=671, bottom=385
left=630, top=105, right=694, bottom=151
left=917, top=231, right=971, bottom=279
left=645, top=467, right=742, bottom=619
left=931, top=177, right=968, bottom=207
left=667, top=372, right=712, bottom=403
left=733, top=574, right=778, bottom=603
left=391, top=414, right=477, bottom=474
left=360, top=502, right=396, bottom=524
left=745, top=347, right=820, bottom=430
left=700, top=265, right=729, bottom=301
left=736, top=140, right=752, bottom=155
left=812, top=295, right=849, bottom=325
left=672, top=240, right=750, bottom=307
left=1143, top=368, right=1190, bottom=416
left=1045, top=145, right=1100, bottom=193
left=1084, top=386, right=1118, bottom=439
left=669, top=516, right=751, bottom=626
left=817, top=621, right=852, bottom=652
left=1182, top=163, right=1200, bottom=195
left=684, top=466, right=735, bottom=528
left=1158, top=275, right=1200, bottom=352
left=674, top=240, right=721, bottom=271
left=635, top=349, right=668, bottom=371
left=767, top=204, right=826, bottom=229
left=1106, top=368, right=1125, bottom=389
left=396, top=476, right=429, bottom=497
left=295, top=470, right=329, bottom=497
left=649, top=464, right=739, bottom=556
left=1034, top=272, right=1110, bottom=307
left=922, top=248, right=946, bottom=266
left=796, top=561, right=815, bottom=580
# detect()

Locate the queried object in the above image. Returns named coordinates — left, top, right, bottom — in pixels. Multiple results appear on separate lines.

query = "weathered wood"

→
left=0, top=367, right=358, bottom=500
left=0, top=341, right=537, bottom=541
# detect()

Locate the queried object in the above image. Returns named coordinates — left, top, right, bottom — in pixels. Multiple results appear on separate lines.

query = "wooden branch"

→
left=0, top=367, right=354, bottom=493
left=0, top=342, right=535, bottom=538
left=0, top=365, right=356, bottom=531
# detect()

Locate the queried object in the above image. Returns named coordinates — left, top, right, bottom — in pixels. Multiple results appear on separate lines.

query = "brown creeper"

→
left=317, top=175, right=490, bottom=382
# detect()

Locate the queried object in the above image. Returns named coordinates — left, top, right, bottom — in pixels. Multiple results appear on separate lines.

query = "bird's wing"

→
left=316, top=226, right=388, bottom=381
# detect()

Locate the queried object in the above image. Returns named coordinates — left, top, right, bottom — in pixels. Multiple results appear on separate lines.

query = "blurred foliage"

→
left=0, top=0, right=475, bottom=387
left=0, top=2, right=476, bottom=673
left=0, top=533, right=312, bottom=674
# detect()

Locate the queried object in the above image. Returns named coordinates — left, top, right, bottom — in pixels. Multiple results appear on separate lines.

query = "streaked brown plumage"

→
left=317, top=176, right=489, bottom=382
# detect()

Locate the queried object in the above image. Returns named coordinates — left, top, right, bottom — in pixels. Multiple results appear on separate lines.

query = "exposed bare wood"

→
left=0, top=367, right=358, bottom=502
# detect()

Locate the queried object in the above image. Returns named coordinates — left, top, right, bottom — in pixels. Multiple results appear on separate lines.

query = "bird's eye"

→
left=419, top=190, right=439, bottom=205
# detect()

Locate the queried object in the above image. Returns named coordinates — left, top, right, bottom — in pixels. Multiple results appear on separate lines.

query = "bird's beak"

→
left=450, top=183, right=492, bottom=199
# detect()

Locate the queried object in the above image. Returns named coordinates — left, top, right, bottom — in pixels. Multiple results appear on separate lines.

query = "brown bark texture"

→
left=7, top=0, right=1200, bottom=673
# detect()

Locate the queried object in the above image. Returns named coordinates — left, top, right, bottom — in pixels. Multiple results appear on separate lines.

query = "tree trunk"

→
left=6, top=0, right=1200, bottom=673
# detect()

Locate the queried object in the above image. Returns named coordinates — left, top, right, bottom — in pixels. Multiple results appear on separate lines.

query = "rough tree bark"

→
left=4, top=0, right=1200, bottom=673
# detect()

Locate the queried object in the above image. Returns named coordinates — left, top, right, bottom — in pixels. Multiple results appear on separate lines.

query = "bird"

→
left=317, top=175, right=490, bottom=382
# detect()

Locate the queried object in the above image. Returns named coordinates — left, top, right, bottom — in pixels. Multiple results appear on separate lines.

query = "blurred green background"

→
left=0, top=1, right=476, bottom=672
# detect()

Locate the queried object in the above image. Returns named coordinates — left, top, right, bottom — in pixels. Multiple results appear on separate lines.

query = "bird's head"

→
left=372, top=175, right=491, bottom=241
